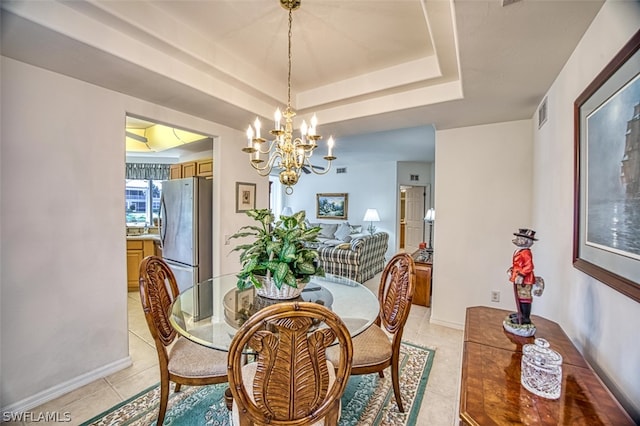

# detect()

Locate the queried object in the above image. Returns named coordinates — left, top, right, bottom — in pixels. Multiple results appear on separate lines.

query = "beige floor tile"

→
left=108, top=366, right=160, bottom=401
left=416, top=389, right=457, bottom=426
left=105, top=339, right=158, bottom=384
left=425, top=352, right=463, bottom=399
left=25, top=378, right=114, bottom=415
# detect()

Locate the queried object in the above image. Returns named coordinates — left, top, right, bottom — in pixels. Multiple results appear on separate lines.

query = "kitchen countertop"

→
left=126, top=234, right=161, bottom=241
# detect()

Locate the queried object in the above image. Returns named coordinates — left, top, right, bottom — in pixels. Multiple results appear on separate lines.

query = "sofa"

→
left=315, top=231, right=389, bottom=283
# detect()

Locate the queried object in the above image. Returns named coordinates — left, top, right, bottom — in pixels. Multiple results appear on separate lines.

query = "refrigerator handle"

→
left=159, top=192, right=167, bottom=247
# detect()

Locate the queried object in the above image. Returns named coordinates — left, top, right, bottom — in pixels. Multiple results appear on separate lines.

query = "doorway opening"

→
left=399, top=185, right=430, bottom=254
left=124, top=114, right=214, bottom=365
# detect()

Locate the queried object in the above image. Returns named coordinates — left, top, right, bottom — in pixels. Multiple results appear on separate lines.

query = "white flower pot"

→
left=255, top=275, right=307, bottom=299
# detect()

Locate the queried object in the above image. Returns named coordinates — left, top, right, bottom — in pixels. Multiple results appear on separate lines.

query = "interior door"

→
left=405, top=186, right=425, bottom=253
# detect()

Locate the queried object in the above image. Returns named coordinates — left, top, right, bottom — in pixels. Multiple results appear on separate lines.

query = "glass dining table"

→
left=169, top=273, right=380, bottom=351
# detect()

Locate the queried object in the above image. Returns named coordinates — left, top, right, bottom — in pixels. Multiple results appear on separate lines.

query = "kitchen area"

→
left=125, top=116, right=214, bottom=292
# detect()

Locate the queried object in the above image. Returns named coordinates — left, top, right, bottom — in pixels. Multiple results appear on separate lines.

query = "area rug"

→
left=82, top=342, right=434, bottom=426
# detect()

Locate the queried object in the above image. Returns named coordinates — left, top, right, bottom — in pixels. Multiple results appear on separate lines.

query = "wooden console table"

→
left=459, top=306, right=633, bottom=425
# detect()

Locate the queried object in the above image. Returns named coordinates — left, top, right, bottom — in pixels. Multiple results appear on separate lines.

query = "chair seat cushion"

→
left=326, top=325, right=392, bottom=367
left=168, top=336, right=228, bottom=378
left=231, top=361, right=337, bottom=425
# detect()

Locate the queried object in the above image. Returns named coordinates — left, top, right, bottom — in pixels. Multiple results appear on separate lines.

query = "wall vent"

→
left=410, top=174, right=420, bottom=181
left=502, top=0, right=522, bottom=6
left=336, top=167, right=347, bottom=174
left=538, top=96, right=548, bottom=129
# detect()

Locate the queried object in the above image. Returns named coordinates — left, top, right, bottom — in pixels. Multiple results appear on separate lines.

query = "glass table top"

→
left=169, top=273, right=380, bottom=351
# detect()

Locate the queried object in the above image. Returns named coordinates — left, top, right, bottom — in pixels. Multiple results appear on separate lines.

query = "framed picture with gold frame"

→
left=316, top=193, right=348, bottom=220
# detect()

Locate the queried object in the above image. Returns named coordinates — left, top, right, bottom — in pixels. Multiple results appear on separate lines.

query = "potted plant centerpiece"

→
left=230, top=208, right=324, bottom=299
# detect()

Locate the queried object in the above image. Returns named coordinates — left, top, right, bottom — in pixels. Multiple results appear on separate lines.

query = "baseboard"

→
left=429, top=316, right=464, bottom=330
left=1, top=356, right=132, bottom=414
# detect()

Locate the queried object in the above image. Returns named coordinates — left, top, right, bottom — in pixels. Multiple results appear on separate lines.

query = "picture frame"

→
left=234, top=287, right=254, bottom=320
left=573, top=29, right=640, bottom=303
left=235, top=182, right=256, bottom=213
left=316, top=193, right=348, bottom=220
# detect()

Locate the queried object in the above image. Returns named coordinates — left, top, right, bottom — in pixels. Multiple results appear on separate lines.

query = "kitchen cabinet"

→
left=169, top=164, right=182, bottom=179
left=126, top=238, right=157, bottom=291
left=169, top=158, right=213, bottom=179
left=196, top=159, right=213, bottom=177
left=182, top=161, right=196, bottom=178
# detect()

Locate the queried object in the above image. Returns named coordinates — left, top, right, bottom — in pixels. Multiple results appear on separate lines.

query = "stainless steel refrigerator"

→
left=160, top=176, right=213, bottom=320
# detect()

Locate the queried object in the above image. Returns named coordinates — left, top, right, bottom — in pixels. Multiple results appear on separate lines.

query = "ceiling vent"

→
left=336, top=167, right=347, bottom=174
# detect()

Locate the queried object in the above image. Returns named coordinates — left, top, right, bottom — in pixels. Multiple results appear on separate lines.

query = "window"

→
left=125, top=179, right=162, bottom=226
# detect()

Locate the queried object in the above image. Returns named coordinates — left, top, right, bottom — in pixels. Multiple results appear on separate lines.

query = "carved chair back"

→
left=228, top=302, right=353, bottom=425
left=377, top=253, right=416, bottom=340
left=139, top=256, right=180, bottom=357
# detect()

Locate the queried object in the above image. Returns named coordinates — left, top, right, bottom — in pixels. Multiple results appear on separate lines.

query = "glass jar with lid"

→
left=521, top=337, right=563, bottom=399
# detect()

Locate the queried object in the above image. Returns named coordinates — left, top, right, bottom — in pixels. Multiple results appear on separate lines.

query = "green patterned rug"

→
left=83, top=342, right=434, bottom=426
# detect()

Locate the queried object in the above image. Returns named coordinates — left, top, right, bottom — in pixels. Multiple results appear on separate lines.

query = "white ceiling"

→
left=0, top=0, right=604, bottom=163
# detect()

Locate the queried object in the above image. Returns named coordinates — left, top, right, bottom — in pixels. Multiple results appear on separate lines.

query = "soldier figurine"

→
left=504, top=228, right=545, bottom=337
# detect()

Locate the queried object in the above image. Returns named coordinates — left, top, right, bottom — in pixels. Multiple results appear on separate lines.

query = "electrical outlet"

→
left=491, top=290, right=500, bottom=303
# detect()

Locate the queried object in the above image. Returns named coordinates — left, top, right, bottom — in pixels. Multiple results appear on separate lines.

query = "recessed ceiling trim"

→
left=310, top=80, right=464, bottom=126
left=298, top=56, right=442, bottom=109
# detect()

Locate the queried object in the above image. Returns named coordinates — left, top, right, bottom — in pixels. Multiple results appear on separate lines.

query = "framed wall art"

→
left=316, top=193, right=348, bottom=220
left=235, top=182, right=256, bottom=213
left=573, top=29, right=640, bottom=303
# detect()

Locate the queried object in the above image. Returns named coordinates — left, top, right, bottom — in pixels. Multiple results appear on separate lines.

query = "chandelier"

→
left=243, top=0, right=336, bottom=194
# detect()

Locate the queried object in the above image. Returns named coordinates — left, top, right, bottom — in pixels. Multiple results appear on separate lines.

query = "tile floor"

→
left=18, top=273, right=463, bottom=426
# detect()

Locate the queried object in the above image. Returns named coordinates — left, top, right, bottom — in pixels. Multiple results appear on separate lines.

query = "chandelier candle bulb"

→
left=310, top=114, right=318, bottom=136
left=327, top=136, right=334, bottom=157
left=274, top=108, right=282, bottom=131
left=242, top=126, right=256, bottom=152
left=254, top=118, right=261, bottom=139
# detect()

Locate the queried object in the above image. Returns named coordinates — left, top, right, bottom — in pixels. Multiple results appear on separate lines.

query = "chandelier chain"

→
left=287, top=7, right=293, bottom=109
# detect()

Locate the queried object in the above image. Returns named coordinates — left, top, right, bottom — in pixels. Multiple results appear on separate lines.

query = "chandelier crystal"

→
left=243, top=0, right=336, bottom=194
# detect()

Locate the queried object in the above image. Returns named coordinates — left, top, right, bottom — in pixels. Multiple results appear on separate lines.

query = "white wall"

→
left=530, top=0, right=640, bottom=418
left=432, top=120, right=534, bottom=328
left=277, top=161, right=399, bottom=259
left=0, top=57, right=265, bottom=410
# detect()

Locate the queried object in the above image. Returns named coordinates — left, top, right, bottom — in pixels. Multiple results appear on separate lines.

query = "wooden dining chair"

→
left=227, top=301, right=353, bottom=426
left=326, top=252, right=416, bottom=412
left=138, top=256, right=228, bottom=425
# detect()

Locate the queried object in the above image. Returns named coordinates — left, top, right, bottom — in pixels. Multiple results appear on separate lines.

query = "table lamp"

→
left=424, top=208, right=435, bottom=249
left=281, top=206, right=294, bottom=216
left=363, top=208, right=380, bottom=235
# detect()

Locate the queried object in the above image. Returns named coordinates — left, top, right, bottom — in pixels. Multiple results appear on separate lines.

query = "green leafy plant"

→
left=230, top=209, right=324, bottom=290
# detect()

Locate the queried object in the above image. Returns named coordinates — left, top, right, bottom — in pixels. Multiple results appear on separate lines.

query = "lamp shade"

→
left=424, top=208, right=435, bottom=222
left=363, top=208, right=380, bottom=222
left=281, top=206, right=294, bottom=216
